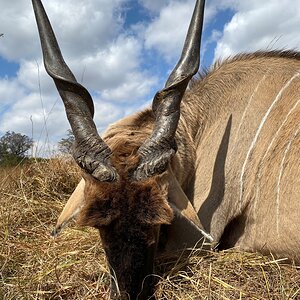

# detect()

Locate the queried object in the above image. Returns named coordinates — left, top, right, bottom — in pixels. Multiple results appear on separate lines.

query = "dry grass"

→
left=0, top=159, right=299, bottom=299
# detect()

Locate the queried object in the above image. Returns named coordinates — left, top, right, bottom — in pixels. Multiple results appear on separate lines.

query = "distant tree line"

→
left=0, top=129, right=75, bottom=167
left=58, top=129, right=74, bottom=154
left=0, top=131, right=33, bottom=166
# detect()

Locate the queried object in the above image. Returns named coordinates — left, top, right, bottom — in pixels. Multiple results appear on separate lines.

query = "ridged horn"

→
left=133, top=0, right=205, bottom=181
left=32, top=0, right=118, bottom=182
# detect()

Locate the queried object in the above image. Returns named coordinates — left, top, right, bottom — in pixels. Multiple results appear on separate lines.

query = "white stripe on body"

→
left=239, top=72, right=300, bottom=208
left=252, top=98, right=300, bottom=231
left=232, top=75, right=266, bottom=150
left=276, top=126, right=300, bottom=236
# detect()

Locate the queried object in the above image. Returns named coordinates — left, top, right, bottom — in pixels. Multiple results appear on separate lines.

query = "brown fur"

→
left=52, top=50, right=300, bottom=300
left=82, top=50, right=300, bottom=262
left=77, top=143, right=174, bottom=299
left=79, top=173, right=173, bottom=228
left=78, top=155, right=173, bottom=229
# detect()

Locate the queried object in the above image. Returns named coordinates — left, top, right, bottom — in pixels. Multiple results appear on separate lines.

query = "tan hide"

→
left=51, top=179, right=85, bottom=237
left=167, top=169, right=214, bottom=243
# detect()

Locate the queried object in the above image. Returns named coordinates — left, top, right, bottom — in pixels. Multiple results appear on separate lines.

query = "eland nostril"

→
left=50, top=227, right=58, bottom=237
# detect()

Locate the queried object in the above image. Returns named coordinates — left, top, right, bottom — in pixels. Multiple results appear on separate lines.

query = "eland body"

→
left=32, top=0, right=300, bottom=299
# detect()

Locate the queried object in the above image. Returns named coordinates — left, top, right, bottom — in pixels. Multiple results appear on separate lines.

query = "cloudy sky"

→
left=1, top=0, right=300, bottom=156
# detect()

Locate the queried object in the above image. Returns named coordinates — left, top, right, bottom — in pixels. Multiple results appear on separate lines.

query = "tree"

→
left=0, top=131, right=33, bottom=165
left=58, top=129, right=75, bottom=154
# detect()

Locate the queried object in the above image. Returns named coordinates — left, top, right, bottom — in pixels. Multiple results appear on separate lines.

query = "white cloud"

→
left=0, top=1, right=38, bottom=61
left=0, top=91, right=67, bottom=138
left=144, top=0, right=195, bottom=63
left=75, top=35, right=142, bottom=90
left=213, top=0, right=300, bottom=60
left=3, top=0, right=300, bottom=158
left=2, top=0, right=203, bottom=150
left=141, top=0, right=238, bottom=63
left=0, top=0, right=125, bottom=62
left=101, top=71, right=157, bottom=103
left=205, top=0, right=237, bottom=22
left=0, top=0, right=160, bottom=151
left=139, top=0, right=170, bottom=13
left=93, top=100, right=125, bottom=134
left=17, top=60, right=56, bottom=95
left=0, top=79, right=25, bottom=110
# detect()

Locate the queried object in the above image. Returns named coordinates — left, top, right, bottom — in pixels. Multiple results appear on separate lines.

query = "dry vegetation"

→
left=0, top=159, right=299, bottom=299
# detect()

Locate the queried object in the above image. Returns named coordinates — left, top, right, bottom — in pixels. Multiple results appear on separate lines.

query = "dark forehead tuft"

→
left=79, top=170, right=173, bottom=228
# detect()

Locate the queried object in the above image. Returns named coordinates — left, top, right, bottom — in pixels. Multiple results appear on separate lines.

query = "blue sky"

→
left=0, top=58, right=19, bottom=78
left=1, top=0, right=300, bottom=156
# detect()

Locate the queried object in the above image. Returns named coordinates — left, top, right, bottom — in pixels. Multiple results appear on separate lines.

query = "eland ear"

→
left=51, top=178, right=85, bottom=237
left=167, top=169, right=214, bottom=243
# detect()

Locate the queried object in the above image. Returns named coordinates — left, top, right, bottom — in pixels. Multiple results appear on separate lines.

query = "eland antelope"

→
left=32, top=0, right=300, bottom=298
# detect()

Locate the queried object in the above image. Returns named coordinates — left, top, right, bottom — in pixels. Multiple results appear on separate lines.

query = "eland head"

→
left=32, top=0, right=210, bottom=299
